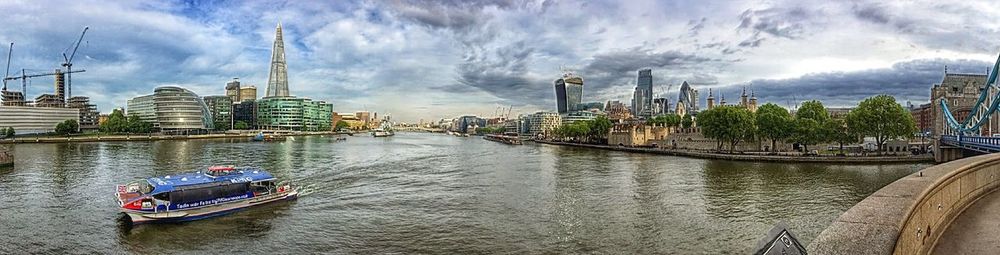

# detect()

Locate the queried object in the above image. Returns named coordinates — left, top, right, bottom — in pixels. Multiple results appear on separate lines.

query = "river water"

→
left=0, top=133, right=927, bottom=254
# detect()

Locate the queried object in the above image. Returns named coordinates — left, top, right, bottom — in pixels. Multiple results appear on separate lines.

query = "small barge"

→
left=115, top=166, right=297, bottom=224
left=484, top=134, right=522, bottom=145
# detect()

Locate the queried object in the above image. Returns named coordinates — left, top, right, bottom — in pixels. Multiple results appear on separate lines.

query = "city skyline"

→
left=1, top=0, right=999, bottom=122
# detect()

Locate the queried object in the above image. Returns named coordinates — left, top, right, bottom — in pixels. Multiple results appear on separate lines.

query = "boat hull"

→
left=122, top=190, right=298, bottom=224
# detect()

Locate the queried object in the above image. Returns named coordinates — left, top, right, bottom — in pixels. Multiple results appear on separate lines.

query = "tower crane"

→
left=3, top=69, right=86, bottom=100
left=61, top=26, right=88, bottom=99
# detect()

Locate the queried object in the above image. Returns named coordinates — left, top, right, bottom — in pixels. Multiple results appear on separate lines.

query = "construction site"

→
left=1, top=27, right=99, bottom=134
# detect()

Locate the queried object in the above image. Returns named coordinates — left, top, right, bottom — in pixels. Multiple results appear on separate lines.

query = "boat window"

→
left=126, top=180, right=154, bottom=194
left=169, top=183, right=250, bottom=205
left=153, top=193, right=169, bottom=201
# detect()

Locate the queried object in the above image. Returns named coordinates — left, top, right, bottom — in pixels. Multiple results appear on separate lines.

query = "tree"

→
left=756, top=103, right=793, bottom=152
left=55, top=119, right=79, bottom=135
left=100, top=109, right=129, bottom=133
left=5, top=127, right=14, bottom=137
left=235, top=120, right=250, bottom=130
left=796, top=100, right=830, bottom=123
left=588, top=116, right=613, bottom=143
left=847, top=95, right=916, bottom=155
left=789, top=118, right=824, bottom=153
left=681, top=114, right=694, bottom=129
left=334, top=121, right=348, bottom=131
left=127, top=113, right=153, bottom=134
left=699, top=106, right=755, bottom=153
left=788, top=100, right=831, bottom=154
left=824, top=118, right=859, bottom=155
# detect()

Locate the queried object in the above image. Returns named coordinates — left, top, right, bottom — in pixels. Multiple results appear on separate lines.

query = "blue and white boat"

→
left=115, top=166, right=297, bottom=224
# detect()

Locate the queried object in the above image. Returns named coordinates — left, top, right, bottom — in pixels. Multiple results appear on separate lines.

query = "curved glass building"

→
left=127, top=86, right=213, bottom=131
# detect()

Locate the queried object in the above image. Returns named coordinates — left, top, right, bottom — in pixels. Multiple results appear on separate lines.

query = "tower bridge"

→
left=935, top=53, right=1000, bottom=162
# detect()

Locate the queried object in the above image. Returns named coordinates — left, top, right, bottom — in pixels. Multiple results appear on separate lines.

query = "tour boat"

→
left=115, top=165, right=297, bottom=224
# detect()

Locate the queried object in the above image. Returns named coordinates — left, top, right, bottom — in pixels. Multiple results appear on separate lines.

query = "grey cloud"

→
left=736, top=7, right=813, bottom=48
left=713, top=58, right=992, bottom=108
left=848, top=2, right=1000, bottom=53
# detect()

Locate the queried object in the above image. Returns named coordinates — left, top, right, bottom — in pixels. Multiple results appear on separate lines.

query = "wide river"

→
left=0, top=133, right=927, bottom=254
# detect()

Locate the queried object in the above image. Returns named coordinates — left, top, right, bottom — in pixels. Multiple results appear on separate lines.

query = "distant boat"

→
left=252, top=132, right=265, bottom=141
left=372, top=119, right=395, bottom=137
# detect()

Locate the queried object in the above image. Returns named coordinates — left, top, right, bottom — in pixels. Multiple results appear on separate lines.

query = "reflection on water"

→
left=0, top=134, right=928, bottom=254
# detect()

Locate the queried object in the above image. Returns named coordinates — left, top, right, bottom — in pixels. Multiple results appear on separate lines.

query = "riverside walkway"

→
left=932, top=189, right=1000, bottom=254
left=809, top=153, right=1000, bottom=254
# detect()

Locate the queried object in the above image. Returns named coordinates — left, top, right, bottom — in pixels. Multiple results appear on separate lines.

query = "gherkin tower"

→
left=265, top=22, right=290, bottom=97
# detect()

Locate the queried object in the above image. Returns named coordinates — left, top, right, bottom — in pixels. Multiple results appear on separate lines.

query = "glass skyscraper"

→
left=554, top=73, right=583, bottom=114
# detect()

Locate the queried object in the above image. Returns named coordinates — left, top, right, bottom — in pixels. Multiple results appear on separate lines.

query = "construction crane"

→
left=3, top=43, right=11, bottom=91
left=61, top=26, right=88, bottom=99
left=3, top=69, right=85, bottom=100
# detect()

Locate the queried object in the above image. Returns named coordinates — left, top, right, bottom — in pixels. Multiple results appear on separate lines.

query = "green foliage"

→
left=100, top=109, right=129, bottom=133
left=698, top=106, right=755, bottom=152
left=554, top=121, right=591, bottom=141
left=847, top=95, right=916, bottom=154
left=478, top=126, right=506, bottom=134
left=755, top=103, right=793, bottom=151
left=647, top=114, right=682, bottom=127
left=3, top=127, right=13, bottom=137
left=824, top=118, right=859, bottom=154
left=54, top=119, right=79, bottom=135
left=789, top=118, right=824, bottom=152
left=795, top=100, right=829, bottom=123
left=588, top=115, right=613, bottom=140
left=334, top=120, right=348, bottom=130
left=681, top=114, right=694, bottom=128
left=127, top=113, right=154, bottom=133
left=235, top=121, right=250, bottom=130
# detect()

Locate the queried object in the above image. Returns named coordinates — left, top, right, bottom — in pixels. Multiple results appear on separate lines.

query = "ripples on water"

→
left=0, top=134, right=927, bottom=254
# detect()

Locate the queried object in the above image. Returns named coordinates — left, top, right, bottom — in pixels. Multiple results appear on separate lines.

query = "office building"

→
left=676, top=81, right=699, bottom=114
left=127, top=86, right=214, bottom=131
left=240, top=86, right=257, bottom=102
left=528, top=112, right=561, bottom=136
left=233, top=100, right=257, bottom=129
left=256, top=97, right=332, bottom=131
left=204, top=96, right=233, bottom=130
left=0, top=106, right=79, bottom=134
left=554, top=72, right=583, bottom=113
left=225, top=78, right=241, bottom=102
left=632, top=69, right=654, bottom=117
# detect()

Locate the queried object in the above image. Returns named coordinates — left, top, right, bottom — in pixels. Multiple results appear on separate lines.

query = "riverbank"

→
left=0, top=131, right=355, bottom=144
left=534, top=140, right=934, bottom=163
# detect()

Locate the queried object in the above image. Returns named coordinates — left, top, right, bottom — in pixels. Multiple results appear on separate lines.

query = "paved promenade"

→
left=933, top=190, right=1000, bottom=254
left=534, top=140, right=933, bottom=163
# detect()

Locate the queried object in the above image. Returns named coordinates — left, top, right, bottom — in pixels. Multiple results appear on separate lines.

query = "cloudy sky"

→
left=1, top=0, right=998, bottom=122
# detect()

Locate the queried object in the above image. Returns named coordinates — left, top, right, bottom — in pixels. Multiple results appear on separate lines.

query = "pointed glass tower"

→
left=266, top=22, right=290, bottom=97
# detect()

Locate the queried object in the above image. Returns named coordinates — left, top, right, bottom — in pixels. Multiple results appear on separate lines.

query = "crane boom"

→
left=3, top=43, right=10, bottom=91
left=62, top=26, right=88, bottom=99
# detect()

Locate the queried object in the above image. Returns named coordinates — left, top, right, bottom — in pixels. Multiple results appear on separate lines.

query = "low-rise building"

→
left=0, top=106, right=79, bottom=134
left=204, top=96, right=233, bottom=130
left=528, top=112, right=561, bottom=137
left=67, top=96, right=99, bottom=130
left=233, top=100, right=257, bottom=129
left=257, top=96, right=332, bottom=131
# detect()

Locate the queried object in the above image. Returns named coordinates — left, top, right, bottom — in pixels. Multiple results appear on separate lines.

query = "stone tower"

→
left=706, top=88, right=715, bottom=109
left=266, top=22, right=290, bottom=97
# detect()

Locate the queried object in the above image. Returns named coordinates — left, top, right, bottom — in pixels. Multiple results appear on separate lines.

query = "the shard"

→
left=265, top=22, right=290, bottom=97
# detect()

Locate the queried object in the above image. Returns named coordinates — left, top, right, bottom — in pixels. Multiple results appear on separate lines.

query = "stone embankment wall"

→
left=808, top=153, right=1000, bottom=254
left=0, top=147, right=11, bottom=167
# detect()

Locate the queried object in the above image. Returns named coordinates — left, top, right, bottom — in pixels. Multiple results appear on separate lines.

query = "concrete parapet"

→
left=808, top=153, right=1000, bottom=254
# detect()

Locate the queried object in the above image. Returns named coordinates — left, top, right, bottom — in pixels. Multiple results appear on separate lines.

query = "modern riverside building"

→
left=256, top=97, right=332, bottom=131
left=204, top=96, right=233, bottom=130
left=265, top=23, right=290, bottom=97
left=240, top=86, right=257, bottom=102
left=0, top=106, right=79, bottom=134
left=225, top=78, right=241, bottom=102
left=554, top=72, right=583, bottom=114
left=127, top=86, right=214, bottom=131
left=561, top=111, right=599, bottom=125
left=528, top=112, right=561, bottom=137
left=67, top=96, right=99, bottom=130
left=233, top=100, right=257, bottom=129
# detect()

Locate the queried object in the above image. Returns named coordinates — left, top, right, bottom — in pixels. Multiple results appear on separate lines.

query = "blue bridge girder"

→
left=940, top=135, right=1000, bottom=154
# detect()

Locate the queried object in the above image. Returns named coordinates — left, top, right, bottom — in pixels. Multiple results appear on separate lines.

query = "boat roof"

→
left=146, top=167, right=275, bottom=194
